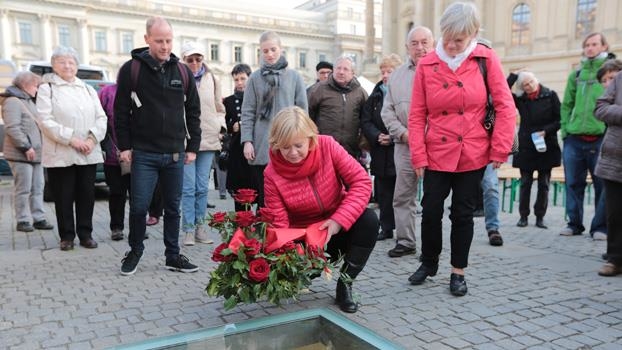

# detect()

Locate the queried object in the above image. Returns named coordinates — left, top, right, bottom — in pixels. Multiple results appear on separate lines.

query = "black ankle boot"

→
left=335, top=245, right=374, bottom=313
left=336, top=279, right=357, bottom=313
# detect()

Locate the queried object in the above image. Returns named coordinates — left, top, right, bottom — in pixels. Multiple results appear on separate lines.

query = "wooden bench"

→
left=497, top=164, right=592, bottom=213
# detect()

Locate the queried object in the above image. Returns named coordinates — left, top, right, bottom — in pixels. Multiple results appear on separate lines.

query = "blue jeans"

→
left=481, top=164, right=500, bottom=232
left=129, top=150, right=184, bottom=258
left=181, top=150, right=215, bottom=233
left=562, top=135, right=606, bottom=235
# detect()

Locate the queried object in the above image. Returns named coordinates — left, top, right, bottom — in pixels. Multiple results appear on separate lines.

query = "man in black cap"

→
left=307, top=61, right=333, bottom=93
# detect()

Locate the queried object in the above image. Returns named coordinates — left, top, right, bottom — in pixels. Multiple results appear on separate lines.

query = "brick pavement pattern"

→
left=1, top=177, right=622, bottom=349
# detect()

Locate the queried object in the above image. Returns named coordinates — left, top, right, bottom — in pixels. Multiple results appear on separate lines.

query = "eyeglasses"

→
left=185, top=57, right=203, bottom=63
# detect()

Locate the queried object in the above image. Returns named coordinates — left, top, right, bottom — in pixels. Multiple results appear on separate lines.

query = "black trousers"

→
left=47, top=164, right=96, bottom=242
left=326, top=208, right=378, bottom=262
left=518, top=168, right=551, bottom=219
left=605, top=179, right=622, bottom=265
left=420, top=167, right=486, bottom=269
left=250, top=164, right=267, bottom=208
left=375, top=175, right=396, bottom=232
left=104, top=165, right=130, bottom=231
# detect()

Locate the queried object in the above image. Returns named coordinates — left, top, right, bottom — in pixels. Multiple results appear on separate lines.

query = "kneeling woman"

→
left=264, top=106, right=378, bottom=313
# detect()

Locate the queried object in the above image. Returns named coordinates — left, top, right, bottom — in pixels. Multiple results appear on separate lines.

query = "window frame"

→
left=511, top=3, right=531, bottom=47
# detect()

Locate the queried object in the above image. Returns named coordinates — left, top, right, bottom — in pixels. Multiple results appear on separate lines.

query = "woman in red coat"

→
left=407, top=2, right=516, bottom=296
left=264, top=106, right=378, bottom=313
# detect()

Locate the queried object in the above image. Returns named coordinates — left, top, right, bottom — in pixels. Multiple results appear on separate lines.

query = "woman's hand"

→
left=24, top=148, right=35, bottom=161
left=119, top=150, right=132, bottom=163
left=233, top=122, right=240, bottom=133
left=69, top=137, right=89, bottom=154
left=319, top=219, right=342, bottom=237
left=378, top=133, right=391, bottom=146
left=243, top=142, right=255, bottom=161
left=491, top=161, right=503, bottom=169
left=415, top=167, right=425, bottom=179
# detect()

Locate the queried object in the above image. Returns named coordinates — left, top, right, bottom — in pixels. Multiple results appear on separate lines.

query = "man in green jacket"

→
left=559, top=32, right=612, bottom=239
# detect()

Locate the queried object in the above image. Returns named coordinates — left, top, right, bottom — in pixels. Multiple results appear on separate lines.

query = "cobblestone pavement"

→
left=1, top=176, right=621, bottom=349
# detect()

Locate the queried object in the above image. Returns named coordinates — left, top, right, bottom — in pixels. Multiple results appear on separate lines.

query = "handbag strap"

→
left=476, top=57, right=494, bottom=130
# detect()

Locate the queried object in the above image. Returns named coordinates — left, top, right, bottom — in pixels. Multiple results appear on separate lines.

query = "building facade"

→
left=382, top=0, right=622, bottom=95
left=0, top=0, right=383, bottom=95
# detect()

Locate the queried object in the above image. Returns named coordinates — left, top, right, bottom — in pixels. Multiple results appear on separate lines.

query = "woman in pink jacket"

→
left=264, top=106, right=378, bottom=313
left=407, top=2, right=515, bottom=296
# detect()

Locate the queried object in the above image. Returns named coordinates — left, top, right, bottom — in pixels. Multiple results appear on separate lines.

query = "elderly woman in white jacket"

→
left=36, top=46, right=107, bottom=251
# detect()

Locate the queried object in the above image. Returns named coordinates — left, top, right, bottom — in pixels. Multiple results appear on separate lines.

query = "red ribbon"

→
left=227, top=222, right=329, bottom=254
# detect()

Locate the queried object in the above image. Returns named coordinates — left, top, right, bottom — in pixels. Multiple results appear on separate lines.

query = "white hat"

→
left=181, top=41, right=205, bottom=58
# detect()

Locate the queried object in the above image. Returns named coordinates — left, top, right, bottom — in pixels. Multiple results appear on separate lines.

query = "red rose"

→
left=234, top=211, right=256, bottom=227
left=233, top=189, right=257, bottom=205
left=257, top=207, right=275, bottom=223
left=276, top=241, right=296, bottom=254
left=212, top=243, right=232, bottom=262
left=243, top=238, right=262, bottom=256
left=209, top=212, right=228, bottom=226
left=248, top=258, right=270, bottom=282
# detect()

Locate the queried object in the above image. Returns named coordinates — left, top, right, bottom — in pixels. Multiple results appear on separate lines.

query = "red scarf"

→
left=269, top=145, right=320, bottom=179
left=527, top=86, right=540, bottom=100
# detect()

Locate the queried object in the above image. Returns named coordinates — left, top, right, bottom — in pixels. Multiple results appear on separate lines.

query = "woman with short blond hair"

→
left=264, top=106, right=378, bottom=313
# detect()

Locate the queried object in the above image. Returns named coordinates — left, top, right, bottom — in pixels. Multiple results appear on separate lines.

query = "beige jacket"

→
left=35, top=74, right=107, bottom=167
left=197, top=69, right=226, bottom=151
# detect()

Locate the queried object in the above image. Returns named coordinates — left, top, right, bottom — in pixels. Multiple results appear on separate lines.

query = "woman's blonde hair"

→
left=269, top=106, right=319, bottom=151
left=379, top=53, right=402, bottom=70
left=440, top=2, right=480, bottom=39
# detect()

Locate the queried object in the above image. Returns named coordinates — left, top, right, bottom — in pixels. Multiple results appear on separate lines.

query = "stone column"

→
left=78, top=19, right=90, bottom=64
left=0, top=10, right=11, bottom=60
left=39, top=14, right=52, bottom=58
left=364, top=0, right=374, bottom=64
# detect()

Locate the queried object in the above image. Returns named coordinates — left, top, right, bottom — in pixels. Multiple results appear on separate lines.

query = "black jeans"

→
left=375, top=175, right=396, bottom=232
left=47, top=164, right=96, bottom=242
left=605, top=179, right=622, bottom=265
left=420, top=167, right=486, bottom=269
left=518, top=168, right=551, bottom=219
left=326, top=208, right=378, bottom=262
left=104, top=165, right=130, bottom=231
left=148, top=181, right=163, bottom=218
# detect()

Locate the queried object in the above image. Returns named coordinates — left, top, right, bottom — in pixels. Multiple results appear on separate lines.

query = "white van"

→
left=27, top=60, right=110, bottom=82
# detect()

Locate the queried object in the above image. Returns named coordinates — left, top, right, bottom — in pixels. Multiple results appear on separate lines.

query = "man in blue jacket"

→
left=115, top=16, right=201, bottom=276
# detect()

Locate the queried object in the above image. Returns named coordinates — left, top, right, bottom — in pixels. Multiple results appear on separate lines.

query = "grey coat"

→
left=240, top=67, right=308, bottom=166
left=0, top=86, right=42, bottom=163
left=594, top=73, right=622, bottom=182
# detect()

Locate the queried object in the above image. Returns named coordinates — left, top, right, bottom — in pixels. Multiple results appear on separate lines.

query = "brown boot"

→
left=598, top=262, right=621, bottom=277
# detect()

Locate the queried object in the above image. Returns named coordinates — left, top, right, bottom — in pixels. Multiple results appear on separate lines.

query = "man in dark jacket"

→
left=307, top=56, right=367, bottom=159
left=115, top=16, right=201, bottom=276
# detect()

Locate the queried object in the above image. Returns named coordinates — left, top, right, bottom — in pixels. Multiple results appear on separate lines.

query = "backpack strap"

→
left=130, top=59, right=141, bottom=93
left=177, top=61, right=189, bottom=95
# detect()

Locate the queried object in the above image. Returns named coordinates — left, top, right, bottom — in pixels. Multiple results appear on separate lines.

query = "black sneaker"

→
left=165, top=254, right=199, bottom=273
left=33, top=220, right=54, bottom=230
left=120, top=250, right=143, bottom=276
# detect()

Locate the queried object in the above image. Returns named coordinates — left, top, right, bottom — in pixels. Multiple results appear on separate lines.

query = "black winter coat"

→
left=508, top=73, right=562, bottom=171
left=360, top=81, right=396, bottom=177
left=223, top=92, right=251, bottom=191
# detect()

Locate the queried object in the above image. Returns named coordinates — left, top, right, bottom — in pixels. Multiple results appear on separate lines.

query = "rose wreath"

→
left=206, top=189, right=339, bottom=310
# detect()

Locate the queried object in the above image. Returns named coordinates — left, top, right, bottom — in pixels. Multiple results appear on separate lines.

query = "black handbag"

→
left=476, top=57, right=519, bottom=154
left=217, top=133, right=232, bottom=171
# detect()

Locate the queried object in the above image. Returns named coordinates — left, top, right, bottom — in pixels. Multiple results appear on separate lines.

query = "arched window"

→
left=511, top=3, right=531, bottom=46
left=576, top=0, right=597, bottom=38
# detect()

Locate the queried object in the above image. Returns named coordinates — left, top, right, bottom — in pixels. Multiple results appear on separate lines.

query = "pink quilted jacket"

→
left=264, top=135, right=371, bottom=230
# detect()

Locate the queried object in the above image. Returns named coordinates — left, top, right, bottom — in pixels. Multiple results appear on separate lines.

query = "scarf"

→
left=233, top=90, right=244, bottom=99
left=436, top=38, right=478, bottom=72
left=259, top=55, right=288, bottom=119
left=379, top=83, right=387, bottom=96
left=193, top=65, right=207, bottom=82
left=527, top=85, right=540, bottom=100
left=269, top=144, right=320, bottom=179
